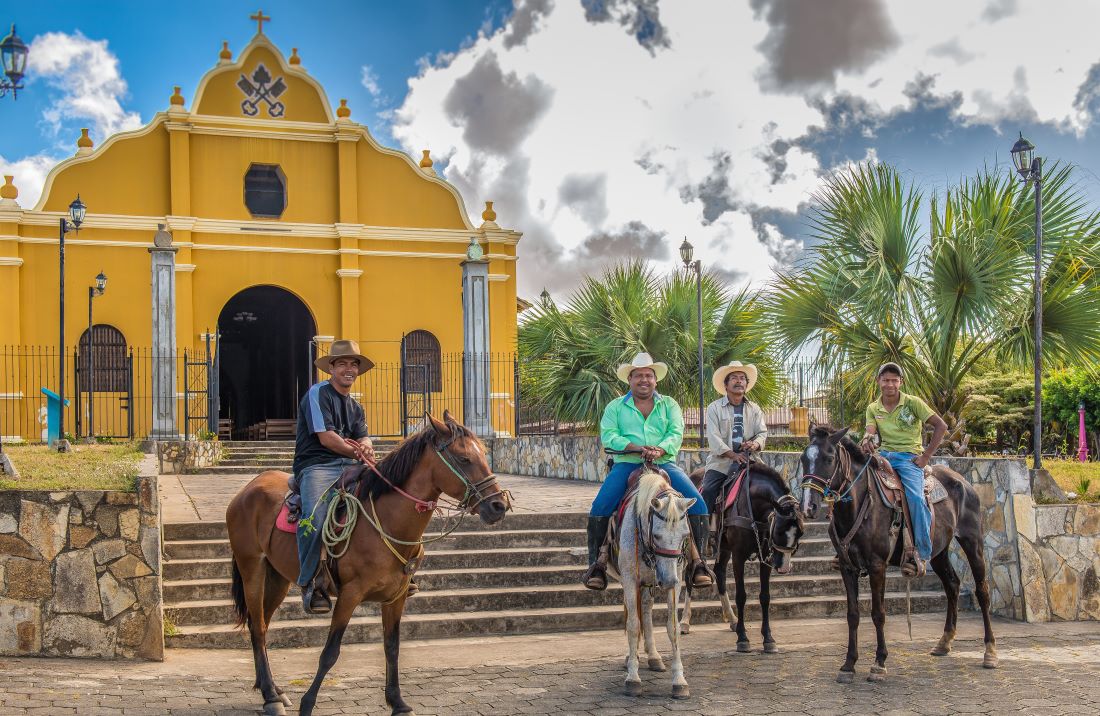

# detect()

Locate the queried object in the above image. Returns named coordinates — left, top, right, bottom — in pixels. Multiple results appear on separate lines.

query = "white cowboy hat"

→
left=615, top=352, right=669, bottom=383
left=713, top=361, right=757, bottom=394
left=315, top=339, right=375, bottom=375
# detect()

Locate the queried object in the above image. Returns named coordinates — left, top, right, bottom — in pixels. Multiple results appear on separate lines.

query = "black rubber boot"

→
left=582, top=516, right=610, bottom=590
left=687, top=515, right=715, bottom=588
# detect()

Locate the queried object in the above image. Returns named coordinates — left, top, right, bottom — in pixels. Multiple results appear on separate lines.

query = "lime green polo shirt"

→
left=600, top=392, right=684, bottom=464
left=865, top=392, right=935, bottom=454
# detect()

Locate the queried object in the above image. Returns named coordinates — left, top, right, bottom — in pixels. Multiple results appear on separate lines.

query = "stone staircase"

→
left=163, top=512, right=949, bottom=649
left=196, top=440, right=399, bottom=475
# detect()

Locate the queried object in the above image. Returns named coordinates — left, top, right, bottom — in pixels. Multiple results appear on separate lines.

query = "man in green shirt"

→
left=860, top=362, right=948, bottom=577
left=582, top=352, right=712, bottom=591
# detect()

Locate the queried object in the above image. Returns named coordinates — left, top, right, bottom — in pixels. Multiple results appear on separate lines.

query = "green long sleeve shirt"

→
left=600, top=392, right=684, bottom=464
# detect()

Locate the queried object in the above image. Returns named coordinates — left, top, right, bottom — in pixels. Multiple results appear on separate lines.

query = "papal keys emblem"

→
left=238, top=63, right=286, bottom=117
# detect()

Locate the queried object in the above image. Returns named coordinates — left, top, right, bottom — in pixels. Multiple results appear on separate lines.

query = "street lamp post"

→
left=0, top=25, right=28, bottom=100
left=1078, top=400, right=1089, bottom=463
left=86, top=271, right=107, bottom=441
left=679, top=238, right=705, bottom=447
left=58, top=195, right=87, bottom=452
left=1010, top=133, right=1043, bottom=471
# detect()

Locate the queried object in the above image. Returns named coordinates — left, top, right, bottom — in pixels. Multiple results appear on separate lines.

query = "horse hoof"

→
left=983, top=652, right=999, bottom=669
left=274, top=690, right=292, bottom=708
left=930, top=645, right=950, bottom=656
left=671, top=684, right=690, bottom=699
left=648, top=657, right=666, bottom=672
left=679, top=622, right=691, bottom=635
left=763, top=641, right=779, bottom=654
left=836, top=671, right=855, bottom=684
left=736, top=641, right=751, bottom=653
left=262, top=700, right=286, bottom=716
left=624, top=680, right=643, bottom=697
left=867, top=666, right=887, bottom=683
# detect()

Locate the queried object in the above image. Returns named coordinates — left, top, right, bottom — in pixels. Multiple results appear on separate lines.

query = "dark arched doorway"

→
left=217, top=285, right=316, bottom=439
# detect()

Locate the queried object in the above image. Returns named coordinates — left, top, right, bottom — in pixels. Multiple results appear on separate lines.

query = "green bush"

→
left=1044, top=367, right=1100, bottom=449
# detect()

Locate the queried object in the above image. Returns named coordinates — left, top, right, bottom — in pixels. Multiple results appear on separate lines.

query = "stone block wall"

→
left=1014, top=500, right=1100, bottom=622
left=156, top=440, right=222, bottom=474
left=0, top=476, right=163, bottom=659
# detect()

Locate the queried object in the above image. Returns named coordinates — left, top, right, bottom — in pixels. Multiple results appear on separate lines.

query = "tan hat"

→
left=713, top=361, right=757, bottom=394
left=615, top=352, right=669, bottom=383
left=315, top=339, right=374, bottom=375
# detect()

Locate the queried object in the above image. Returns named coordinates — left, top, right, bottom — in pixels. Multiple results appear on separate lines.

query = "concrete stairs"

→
left=163, top=512, right=949, bottom=649
left=195, top=440, right=398, bottom=475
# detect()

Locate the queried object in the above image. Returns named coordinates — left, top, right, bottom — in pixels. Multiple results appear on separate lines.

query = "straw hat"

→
left=315, top=339, right=374, bottom=375
left=615, top=352, right=669, bottom=383
left=712, top=361, right=757, bottom=394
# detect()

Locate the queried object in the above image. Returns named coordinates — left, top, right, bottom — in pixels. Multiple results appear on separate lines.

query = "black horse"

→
left=800, top=426, right=998, bottom=683
left=679, top=462, right=804, bottom=654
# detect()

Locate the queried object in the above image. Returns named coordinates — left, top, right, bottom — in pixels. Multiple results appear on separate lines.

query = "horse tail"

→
left=230, top=559, right=250, bottom=629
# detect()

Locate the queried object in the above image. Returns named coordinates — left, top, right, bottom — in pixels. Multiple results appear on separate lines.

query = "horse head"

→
left=767, top=493, right=804, bottom=574
left=636, top=471, right=694, bottom=590
left=426, top=411, right=511, bottom=524
left=799, top=425, right=852, bottom=519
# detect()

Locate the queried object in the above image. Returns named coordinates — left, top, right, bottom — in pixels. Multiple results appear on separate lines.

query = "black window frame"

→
left=243, top=163, right=287, bottom=219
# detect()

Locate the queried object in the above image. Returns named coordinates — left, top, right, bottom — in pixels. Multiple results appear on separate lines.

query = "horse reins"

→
left=801, top=444, right=876, bottom=571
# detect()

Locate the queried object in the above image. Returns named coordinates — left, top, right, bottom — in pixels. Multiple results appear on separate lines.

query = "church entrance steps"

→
left=163, top=511, right=949, bottom=649
left=190, top=440, right=397, bottom=475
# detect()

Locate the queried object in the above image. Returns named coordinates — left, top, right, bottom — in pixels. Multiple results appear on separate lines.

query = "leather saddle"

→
left=283, top=463, right=369, bottom=524
left=870, top=456, right=949, bottom=511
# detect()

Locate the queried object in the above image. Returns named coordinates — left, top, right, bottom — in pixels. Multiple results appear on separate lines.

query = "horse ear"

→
left=807, top=416, right=817, bottom=438
left=679, top=497, right=697, bottom=513
left=651, top=496, right=662, bottom=510
left=427, top=412, right=449, bottom=438
left=828, top=427, right=849, bottom=445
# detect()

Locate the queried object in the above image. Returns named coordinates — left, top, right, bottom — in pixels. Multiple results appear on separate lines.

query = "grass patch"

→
left=1044, top=459, right=1100, bottom=502
left=0, top=443, right=144, bottom=491
left=163, top=611, right=180, bottom=638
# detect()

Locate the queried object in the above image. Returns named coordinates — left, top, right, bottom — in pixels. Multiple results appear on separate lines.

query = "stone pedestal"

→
left=149, top=226, right=178, bottom=441
left=461, top=256, right=493, bottom=436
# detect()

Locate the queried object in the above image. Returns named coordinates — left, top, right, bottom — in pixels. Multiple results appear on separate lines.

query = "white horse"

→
left=606, top=469, right=696, bottom=699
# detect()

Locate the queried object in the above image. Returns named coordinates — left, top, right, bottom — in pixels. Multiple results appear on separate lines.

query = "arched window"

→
left=402, top=330, right=441, bottom=393
left=78, top=325, right=128, bottom=392
left=244, top=163, right=287, bottom=218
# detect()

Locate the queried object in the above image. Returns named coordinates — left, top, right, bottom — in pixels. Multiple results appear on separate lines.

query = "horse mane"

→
left=633, top=471, right=685, bottom=521
left=809, top=424, right=866, bottom=464
left=749, top=461, right=790, bottom=494
left=366, top=417, right=476, bottom=500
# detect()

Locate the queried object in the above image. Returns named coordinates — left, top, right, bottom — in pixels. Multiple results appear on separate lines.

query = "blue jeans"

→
left=590, top=461, right=708, bottom=517
left=296, top=457, right=358, bottom=587
left=882, top=451, right=932, bottom=560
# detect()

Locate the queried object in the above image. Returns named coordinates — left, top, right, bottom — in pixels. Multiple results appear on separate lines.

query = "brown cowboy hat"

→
left=315, top=339, right=374, bottom=375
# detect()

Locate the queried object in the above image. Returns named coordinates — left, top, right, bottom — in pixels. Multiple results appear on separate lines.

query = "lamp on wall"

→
left=86, top=271, right=107, bottom=442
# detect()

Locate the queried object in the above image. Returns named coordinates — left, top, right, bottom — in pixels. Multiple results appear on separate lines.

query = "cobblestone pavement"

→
left=2, top=615, right=1097, bottom=715
left=160, top=473, right=598, bottom=522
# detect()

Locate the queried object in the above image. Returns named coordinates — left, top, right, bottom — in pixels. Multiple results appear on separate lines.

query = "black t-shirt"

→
left=292, top=381, right=368, bottom=474
left=730, top=403, right=745, bottom=450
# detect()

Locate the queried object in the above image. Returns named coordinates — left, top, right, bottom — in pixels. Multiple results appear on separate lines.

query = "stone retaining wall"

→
left=1014, top=500, right=1100, bottom=622
left=0, top=475, right=163, bottom=659
left=156, top=440, right=222, bottom=474
left=488, top=436, right=1028, bottom=619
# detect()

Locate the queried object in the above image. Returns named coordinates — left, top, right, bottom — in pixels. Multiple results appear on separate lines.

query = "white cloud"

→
left=0, top=153, right=61, bottom=208
left=360, top=64, right=381, bottom=97
left=28, top=31, right=142, bottom=143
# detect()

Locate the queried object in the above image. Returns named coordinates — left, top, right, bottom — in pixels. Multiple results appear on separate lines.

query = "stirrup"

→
left=583, top=563, right=608, bottom=591
left=690, top=561, right=714, bottom=588
left=901, top=552, right=926, bottom=578
left=301, top=583, right=332, bottom=615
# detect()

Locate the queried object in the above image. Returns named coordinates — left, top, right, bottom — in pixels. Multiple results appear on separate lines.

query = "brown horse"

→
left=226, top=412, right=511, bottom=716
left=799, top=426, right=997, bottom=684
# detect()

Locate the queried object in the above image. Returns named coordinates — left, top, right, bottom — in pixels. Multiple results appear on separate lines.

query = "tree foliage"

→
left=519, top=261, right=780, bottom=428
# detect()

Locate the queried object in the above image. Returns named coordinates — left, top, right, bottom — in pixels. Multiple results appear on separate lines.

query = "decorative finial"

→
left=0, top=175, right=18, bottom=202
left=169, top=86, right=185, bottom=107
left=289, top=48, right=301, bottom=66
left=465, top=236, right=485, bottom=262
left=420, top=149, right=433, bottom=171
left=336, top=98, right=351, bottom=119
left=250, top=9, right=271, bottom=34
left=219, top=41, right=232, bottom=64
left=482, top=200, right=497, bottom=223
left=76, top=128, right=94, bottom=155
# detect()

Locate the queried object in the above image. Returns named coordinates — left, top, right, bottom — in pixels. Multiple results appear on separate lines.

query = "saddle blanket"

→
left=275, top=503, right=297, bottom=534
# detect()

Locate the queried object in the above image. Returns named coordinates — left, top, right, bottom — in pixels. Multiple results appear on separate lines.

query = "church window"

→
left=78, top=325, right=129, bottom=392
left=244, top=163, right=287, bottom=218
left=402, top=330, right=442, bottom=394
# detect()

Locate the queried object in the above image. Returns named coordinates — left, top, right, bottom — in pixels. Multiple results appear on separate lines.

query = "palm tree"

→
left=767, top=161, right=1100, bottom=451
left=519, top=260, right=779, bottom=429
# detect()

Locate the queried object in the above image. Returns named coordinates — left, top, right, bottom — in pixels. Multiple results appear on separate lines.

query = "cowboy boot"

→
left=687, top=515, right=715, bottom=588
left=582, top=516, right=611, bottom=590
left=301, top=577, right=332, bottom=615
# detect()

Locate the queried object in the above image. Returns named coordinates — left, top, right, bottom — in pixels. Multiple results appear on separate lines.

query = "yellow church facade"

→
left=0, top=30, right=521, bottom=441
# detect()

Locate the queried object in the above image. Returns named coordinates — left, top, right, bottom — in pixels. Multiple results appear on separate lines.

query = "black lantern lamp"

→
left=1010, top=133, right=1037, bottom=180
left=679, top=238, right=694, bottom=266
left=0, top=25, right=28, bottom=99
left=68, top=195, right=87, bottom=229
left=94, top=271, right=107, bottom=295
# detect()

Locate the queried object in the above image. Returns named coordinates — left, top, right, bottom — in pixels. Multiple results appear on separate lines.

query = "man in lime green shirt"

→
left=581, top=352, right=712, bottom=591
left=860, top=362, right=947, bottom=577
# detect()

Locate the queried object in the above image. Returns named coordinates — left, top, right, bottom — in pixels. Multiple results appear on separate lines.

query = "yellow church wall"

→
left=39, top=124, right=171, bottom=217
left=193, top=46, right=331, bottom=124
left=188, top=134, right=340, bottom=223
left=355, top=142, right=469, bottom=230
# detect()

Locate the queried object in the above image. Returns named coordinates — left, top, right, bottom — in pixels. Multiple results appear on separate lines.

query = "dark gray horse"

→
left=800, top=426, right=997, bottom=683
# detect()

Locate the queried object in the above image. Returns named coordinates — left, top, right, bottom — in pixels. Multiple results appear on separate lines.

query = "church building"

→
left=0, top=17, right=522, bottom=441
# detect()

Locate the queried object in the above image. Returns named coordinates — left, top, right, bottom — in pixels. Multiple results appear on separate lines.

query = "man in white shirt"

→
left=700, top=361, right=769, bottom=515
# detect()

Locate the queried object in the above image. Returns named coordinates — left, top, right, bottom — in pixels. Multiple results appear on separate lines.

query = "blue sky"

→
left=5, top=1, right=1100, bottom=298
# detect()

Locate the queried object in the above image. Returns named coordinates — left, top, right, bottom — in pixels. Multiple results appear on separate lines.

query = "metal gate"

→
left=183, top=333, right=219, bottom=439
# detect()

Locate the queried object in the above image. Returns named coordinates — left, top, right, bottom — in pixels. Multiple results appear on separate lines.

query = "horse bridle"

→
left=639, top=481, right=688, bottom=568
left=433, top=433, right=512, bottom=514
left=801, top=444, right=866, bottom=505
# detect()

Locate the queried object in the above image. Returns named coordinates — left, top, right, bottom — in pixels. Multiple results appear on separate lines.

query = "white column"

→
left=149, top=225, right=178, bottom=440
left=461, top=252, right=493, bottom=436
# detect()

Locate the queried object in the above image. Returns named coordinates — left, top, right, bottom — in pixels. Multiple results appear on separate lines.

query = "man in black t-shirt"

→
left=293, top=340, right=375, bottom=614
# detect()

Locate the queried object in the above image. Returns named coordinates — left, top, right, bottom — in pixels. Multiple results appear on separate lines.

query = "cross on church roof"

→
left=250, top=9, right=271, bottom=34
